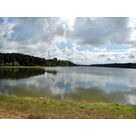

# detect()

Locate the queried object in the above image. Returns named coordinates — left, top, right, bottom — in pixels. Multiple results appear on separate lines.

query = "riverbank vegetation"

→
left=0, top=66, right=47, bottom=68
left=0, top=53, right=76, bottom=67
left=0, top=95, right=135, bottom=119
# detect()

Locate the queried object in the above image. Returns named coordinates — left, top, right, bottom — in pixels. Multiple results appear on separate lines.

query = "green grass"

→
left=0, top=95, right=136, bottom=119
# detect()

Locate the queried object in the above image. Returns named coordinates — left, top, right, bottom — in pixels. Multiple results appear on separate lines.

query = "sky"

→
left=1, top=17, right=136, bottom=64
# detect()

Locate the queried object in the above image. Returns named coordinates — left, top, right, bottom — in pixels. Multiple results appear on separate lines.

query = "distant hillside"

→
left=0, top=53, right=76, bottom=66
left=91, top=63, right=136, bottom=69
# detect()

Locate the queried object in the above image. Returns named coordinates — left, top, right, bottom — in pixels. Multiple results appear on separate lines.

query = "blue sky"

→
left=0, top=17, right=136, bottom=64
left=57, top=41, right=131, bottom=52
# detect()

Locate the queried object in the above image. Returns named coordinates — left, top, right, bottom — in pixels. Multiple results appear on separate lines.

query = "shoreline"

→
left=0, top=95, right=136, bottom=119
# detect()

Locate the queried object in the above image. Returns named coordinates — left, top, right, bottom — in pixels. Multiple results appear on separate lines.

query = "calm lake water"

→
left=0, top=66, right=136, bottom=104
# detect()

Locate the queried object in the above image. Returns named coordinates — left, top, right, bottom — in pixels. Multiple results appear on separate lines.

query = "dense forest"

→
left=0, top=53, right=76, bottom=66
left=91, top=63, right=136, bottom=69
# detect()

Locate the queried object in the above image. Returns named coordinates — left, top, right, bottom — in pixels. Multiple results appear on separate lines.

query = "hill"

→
left=91, top=63, right=136, bottom=69
left=0, top=53, right=76, bottom=67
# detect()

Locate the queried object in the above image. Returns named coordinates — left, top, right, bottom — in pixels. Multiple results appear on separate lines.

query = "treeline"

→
left=0, top=53, right=76, bottom=66
left=91, top=63, right=136, bottom=69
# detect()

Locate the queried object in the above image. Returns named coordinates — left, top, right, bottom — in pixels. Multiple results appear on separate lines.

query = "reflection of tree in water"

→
left=0, top=68, right=47, bottom=79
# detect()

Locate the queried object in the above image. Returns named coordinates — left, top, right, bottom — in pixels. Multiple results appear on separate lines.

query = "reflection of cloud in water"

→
left=1, top=67, right=136, bottom=92
left=44, top=67, right=136, bottom=92
left=0, top=67, right=136, bottom=104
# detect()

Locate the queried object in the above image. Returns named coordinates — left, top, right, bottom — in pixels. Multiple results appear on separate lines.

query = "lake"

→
left=0, top=66, right=136, bottom=104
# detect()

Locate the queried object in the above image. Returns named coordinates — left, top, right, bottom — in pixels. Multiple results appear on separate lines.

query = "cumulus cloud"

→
left=0, top=17, right=68, bottom=54
left=67, top=17, right=132, bottom=46
left=9, top=17, right=67, bottom=44
left=0, top=17, right=136, bottom=64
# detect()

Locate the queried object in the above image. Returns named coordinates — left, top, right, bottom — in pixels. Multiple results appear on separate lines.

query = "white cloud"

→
left=1, top=17, right=136, bottom=64
left=67, top=17, right=133, bottom=46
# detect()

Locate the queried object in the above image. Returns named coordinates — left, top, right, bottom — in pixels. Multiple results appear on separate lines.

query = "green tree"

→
left=14, top=61, right=20, bottom=66
left=5, top=62, right=10, bottom=66
left=9, top=62, right=13, bottom=66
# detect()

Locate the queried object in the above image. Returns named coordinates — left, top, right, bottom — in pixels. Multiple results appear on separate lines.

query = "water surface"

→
left=0, top=67, right=136, bottom=104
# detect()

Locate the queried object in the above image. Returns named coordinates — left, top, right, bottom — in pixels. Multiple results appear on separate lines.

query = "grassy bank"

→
left=0, top=95, right=136, bottom=119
